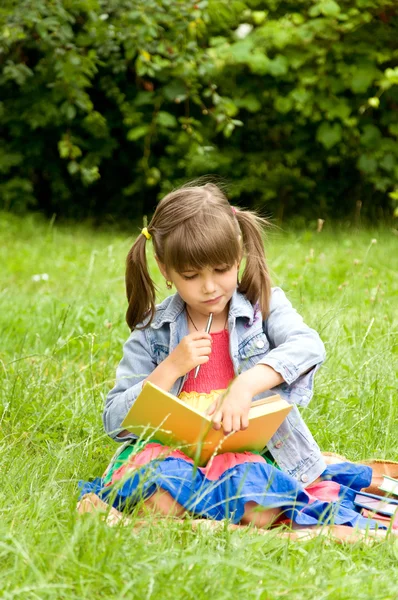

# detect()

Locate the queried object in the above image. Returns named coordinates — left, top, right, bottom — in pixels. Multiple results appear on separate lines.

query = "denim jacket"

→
left=103, top=287, right=327, bottom=485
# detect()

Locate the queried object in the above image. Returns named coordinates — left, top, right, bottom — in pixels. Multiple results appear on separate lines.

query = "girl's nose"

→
left=202, top=276, right=216, bottom=293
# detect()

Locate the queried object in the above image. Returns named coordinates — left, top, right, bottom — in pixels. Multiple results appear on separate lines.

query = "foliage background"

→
left=0, top=0, right=398, bottom=221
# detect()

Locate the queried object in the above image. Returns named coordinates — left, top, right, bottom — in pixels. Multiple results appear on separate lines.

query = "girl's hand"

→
left=167, top=332, right=212, bottom=378
left=207, top=379, right=253, bottom=434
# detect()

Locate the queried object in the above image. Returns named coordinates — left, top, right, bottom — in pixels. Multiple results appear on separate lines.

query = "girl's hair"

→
left=126, top=182, right=271, bottom=330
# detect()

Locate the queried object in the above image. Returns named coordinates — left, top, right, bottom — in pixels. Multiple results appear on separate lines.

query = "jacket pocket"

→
left=238, top=333, right=270, bottom=369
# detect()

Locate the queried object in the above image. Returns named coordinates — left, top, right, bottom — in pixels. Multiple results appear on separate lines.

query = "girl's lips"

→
left=203, top=295, right=222, bottom=304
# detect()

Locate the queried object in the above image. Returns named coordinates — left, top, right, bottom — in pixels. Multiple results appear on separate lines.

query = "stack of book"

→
left=354, top=475, right=398, bottom=527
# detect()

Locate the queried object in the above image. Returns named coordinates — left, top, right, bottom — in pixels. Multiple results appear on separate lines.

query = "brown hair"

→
left=125, top=182, right=271, bottom=330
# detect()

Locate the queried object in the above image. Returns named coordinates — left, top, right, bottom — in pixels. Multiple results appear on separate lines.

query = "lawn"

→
left=0, top=212, right=397, bottom=599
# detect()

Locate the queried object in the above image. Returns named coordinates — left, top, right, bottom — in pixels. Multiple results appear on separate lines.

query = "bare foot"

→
left=77, top=493, right=132, bottom=527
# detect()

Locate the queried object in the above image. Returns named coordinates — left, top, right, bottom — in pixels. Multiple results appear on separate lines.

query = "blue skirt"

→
left=79, top=445, right=385, bottom=529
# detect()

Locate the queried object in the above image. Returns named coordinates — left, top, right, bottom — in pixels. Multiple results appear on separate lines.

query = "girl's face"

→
left=158, top=260, right=239, bottom=320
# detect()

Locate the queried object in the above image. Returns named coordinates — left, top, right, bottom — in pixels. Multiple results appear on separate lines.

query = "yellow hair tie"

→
left=141, top=227, right=151, bottom=240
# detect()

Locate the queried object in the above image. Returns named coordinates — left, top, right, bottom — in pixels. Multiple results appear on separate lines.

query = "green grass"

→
left=0, top=212, right=397, bottom=599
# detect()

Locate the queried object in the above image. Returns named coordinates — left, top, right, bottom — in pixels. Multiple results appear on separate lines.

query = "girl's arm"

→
left=104, top=329, right=212, bottom=439
left=209, top=364, right=284, bottom=433
left=237, top=363, right=284, bottom=394
left=210, top=287, right=325, bottom=433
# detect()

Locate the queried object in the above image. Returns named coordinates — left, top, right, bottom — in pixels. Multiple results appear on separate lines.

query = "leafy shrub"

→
left=0, top=0, right=397, bottom=220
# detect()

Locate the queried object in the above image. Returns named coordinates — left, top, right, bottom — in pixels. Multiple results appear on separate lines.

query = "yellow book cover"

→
left=121, top=382, right=292, bottom=465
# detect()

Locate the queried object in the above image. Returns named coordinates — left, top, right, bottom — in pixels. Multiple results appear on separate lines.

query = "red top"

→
left=181, top=329, right=235, bottom=393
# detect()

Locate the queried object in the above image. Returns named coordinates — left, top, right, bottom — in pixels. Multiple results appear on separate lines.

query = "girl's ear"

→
left=155, top=255, right=169, bottom=281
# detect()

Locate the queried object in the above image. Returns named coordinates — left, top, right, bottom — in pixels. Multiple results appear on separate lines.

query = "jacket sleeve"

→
left=258, top=287, right=326, bottom=404
left=103, top=327, right=157, bottom=440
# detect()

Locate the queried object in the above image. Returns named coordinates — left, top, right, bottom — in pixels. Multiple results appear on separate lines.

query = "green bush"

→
left=0, top=0, right=397, bottom=220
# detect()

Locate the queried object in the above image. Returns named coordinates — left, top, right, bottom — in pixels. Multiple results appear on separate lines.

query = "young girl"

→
left=78, top=183, right=391, bottom=533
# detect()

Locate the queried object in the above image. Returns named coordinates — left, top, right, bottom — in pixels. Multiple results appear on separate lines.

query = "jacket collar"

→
left=150, top=290, right=255, bottom=329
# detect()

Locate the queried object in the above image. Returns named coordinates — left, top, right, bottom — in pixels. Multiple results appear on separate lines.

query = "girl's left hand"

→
left=207, top=379, right=253, bottom=434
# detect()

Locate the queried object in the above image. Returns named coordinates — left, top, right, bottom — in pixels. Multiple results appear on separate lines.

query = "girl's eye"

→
left=181, top=266, right=230, bottom=279
left=182, top=274, right=197, bottom=280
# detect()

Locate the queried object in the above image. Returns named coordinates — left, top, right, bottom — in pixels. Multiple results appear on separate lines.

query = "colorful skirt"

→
left=78, top=442, right=389, bottom=529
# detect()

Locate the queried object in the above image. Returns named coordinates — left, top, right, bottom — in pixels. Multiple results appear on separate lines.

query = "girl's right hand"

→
left=166, top=332, right=212, bottom=378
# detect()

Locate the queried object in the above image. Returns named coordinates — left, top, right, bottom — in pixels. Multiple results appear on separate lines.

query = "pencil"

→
left=194, top=312, right=213, bottom=378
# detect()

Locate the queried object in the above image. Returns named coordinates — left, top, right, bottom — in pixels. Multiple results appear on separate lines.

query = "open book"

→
left=121, top=381, right=292, bottom=465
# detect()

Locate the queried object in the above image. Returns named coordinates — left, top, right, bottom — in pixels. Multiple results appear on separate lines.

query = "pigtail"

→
left=125, top=233, right=157, bottom=330
left=234, top=209, right=272, bottom=318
